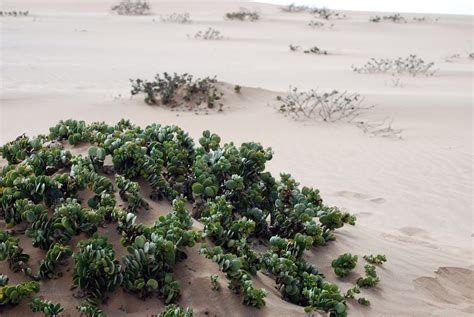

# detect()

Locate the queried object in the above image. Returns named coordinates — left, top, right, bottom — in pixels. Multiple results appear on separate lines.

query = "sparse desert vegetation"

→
left=111, top=0, right=150, bottom=16
left=289, top=45, right=329, bottom=55
left=193, top=27, right=224, bottom=40
left=130, top=72, right=224, bottom=110
left=160, top=12, right=191, bottom=24
left=369, top=14, right=406, bottom=23
left=0, top=11, right=29, bottom=17
left=225, top=9, right=260, bottom=21
left=352, top=55, right=437, bottom=76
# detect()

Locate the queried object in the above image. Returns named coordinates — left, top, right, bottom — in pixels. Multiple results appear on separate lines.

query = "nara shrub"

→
left=332, top=253, right=358, bottom=277
left=130, top=72, right=224, bottom=110
left=160, top=13, right=191, bottom=24
left=72, top=234, right=123, bottom=298
left=111, top=0, right=150, bottom=16
left=225, top=9, right=259, bottom=21
left=352, top=55, right=437, bottom=76
left=277, top=87, right=374, bottom=122
left=194, top=27, right=224, bottom=40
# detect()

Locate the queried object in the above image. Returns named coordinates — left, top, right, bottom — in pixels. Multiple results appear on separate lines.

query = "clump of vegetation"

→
left=352, top=55, right=437, bottom=76
left=277, top=87, right=373, bottom=122
left=280, top=3, right=309, bottom=12
left=160, top=13, right=191, bottom=24
left=111, top=0, right=150, bottom=15
left=0, top=275, right=8, bottom=287
left=159, top=304, right=193, bottom=317
left=289, top=45, right=328, bottom=55
left=116, top=174, right=149, bottom=212
left=0, top=11, right=29, bottom=17
left=0, top=231, right=30, bottom=272
left=369, top=14, right=406, bottom=23
left=0, top=281, right=40, bottom=306
left=310, top=7, right=346, bottom=20
left=130, top=72, right=224, bottom=110
left=355, top=119, right=402, bottom=139
left=357, top=264, right=380, bottom=288
left=234, top=85, right=241, bottom=94
left=72, top=234, right=123, bottom=298
left=210, top=275, right=220, bottom=290
left=194, top=27, right=224, bottom=40
left=225, top=9, right=259, bottom=21
left=363, top=254, right=387, bottom=265
left=76, top=299, right=106, bottom=317
left=28, top=297, right=63, bottom=316
left=332, top=253, right=358, bottom=277
left=308, top=20, right=334, bottom=29
left=0, top=119, right=385, bottom=316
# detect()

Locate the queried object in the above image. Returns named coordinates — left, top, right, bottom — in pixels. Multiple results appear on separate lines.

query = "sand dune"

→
left=0, top=0, right=473, bottom=316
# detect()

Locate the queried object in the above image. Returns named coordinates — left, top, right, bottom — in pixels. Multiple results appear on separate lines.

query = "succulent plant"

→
left=356, top=264, right=380, bottom=288
left=0, top=281, right=40, bottom=306
left=76, top=299, right=106, bottom=317
left=116, top=174, right=149, bottom=212
left=29, top=296, right=64, bottom=316
left=0, top=274, right=9, bottom=287
left=358, top=297, right=370, bottom=306
left=158, top=304, right=193, bottom=317
left=363, top=254, right=387, bottom=265
left=49, top=119, right=89, bottom=145
left=72, top=234, right=123, bottom=298
left=210, top=274, right=220, bottom=290
left=38, top=243, right=73, bottom=279
left=0, top=230, right=30, bottom=272
left=331, top=253, right=358, bottom=278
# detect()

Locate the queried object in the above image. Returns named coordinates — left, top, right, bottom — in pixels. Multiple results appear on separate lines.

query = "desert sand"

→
left=0, top=0, right=473, bottom=316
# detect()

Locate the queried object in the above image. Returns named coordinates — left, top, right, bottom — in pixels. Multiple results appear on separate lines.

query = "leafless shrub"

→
left=289, top=44, right=300, bottom=51
left=289, top=45, right=328, bottom=55
left=0, top=11, right=29, bottom=17
left=160, top=12, right=191, bottom=24
left=352, top=55, right=437, bottom=76
left=277, top=87, right=374, bottom=122
left=111, top=0, right=150, bottom=16
left=355, top=119, right=402, bottom=138
left=280, top=3, right=309, bottom=12
left=194, top=27, right=224, bottom=40
left=444, top=53, right=461, bottom=63
left=413, top=16, right=439, bottom=22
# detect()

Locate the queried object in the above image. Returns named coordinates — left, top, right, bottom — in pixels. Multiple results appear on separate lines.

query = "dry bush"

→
left=194, top=27, right=223, bottom=40
left=225, top=8, right=259, bottom=21
left=289, top=45, right=328, bottom=55
left=308, top=20, right=334, bottom=29
left=0, top=11, right=29, bottom=17
left=352, top=55, right=437, bottom=76
left=280, top=3, right=309, bottom=12
left=160, top=12, right=191, bottom=24
left=369, top=14, right=406, bottom=23
left=310, top=8, right=346, bottom=20
left=277, top=87, right=373, bottom=122
left=355, top=119, right=402, bottom=138
left=111, top=0, right=150, bottom=16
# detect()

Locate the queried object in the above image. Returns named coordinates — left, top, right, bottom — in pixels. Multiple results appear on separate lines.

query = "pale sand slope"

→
left=0, top=0, right=473, bottom=316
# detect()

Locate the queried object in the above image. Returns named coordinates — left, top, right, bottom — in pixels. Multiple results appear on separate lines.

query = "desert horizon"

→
left=0, top=1, right=473, bottom=316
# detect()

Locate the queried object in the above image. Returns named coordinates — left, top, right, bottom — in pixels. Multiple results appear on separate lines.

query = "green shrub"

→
left=116, top=174, right=149, bottom=212
left=158, top=304, right=193, bottom=317
left=0, top=231, right=30, bottom=272
left=356, top=264, right=380, bottom=288
left=38, top=243, right=73, bottom=279
left=0, top=274, right=8, bottom=287
left=363, top=254, right=387, bottom=265
left=29, top=296, right=64, bottom=316
left=72, top=234, right=123, bottom=298
left=331, top=253, right=358, bottom=277
left=210, top=275, right=220, bottom=290
left=0, top=281, right=40, bottom=306
left=76, top=299, right=106, bottom=317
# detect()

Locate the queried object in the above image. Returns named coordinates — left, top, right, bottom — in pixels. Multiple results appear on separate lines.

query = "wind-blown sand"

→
left=0, top=0, right=473, bottom=316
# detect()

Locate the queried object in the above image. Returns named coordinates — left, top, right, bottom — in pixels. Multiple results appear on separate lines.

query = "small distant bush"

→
left=160, top=13, right=191, bottom=24
left=159, top=304, right=193, bottom=317
left=356, top=264, right=380, bottom=288
left=363, top=254, right=387, bottom=265
left=29, top=297, right=64, bottom=317
left=308, top=20, right=334, bottom=29
left=194, top=27, right=224, bottom=40
left=310, top=7, right=346, bottom=20
left=289, top=45, right=328, bottom=55
left=352, top=55, right=437, bottom=76
left=225, top=9, right=259, bottom=21
left=0, top=11, right=29, bottom=17
left=111, top=0, right=151, bottom=16
left=370, top=14, right=406, bottom=23
left=280, top=3, right=309, bottom=12
left=130, top=72, right=224, bottom=110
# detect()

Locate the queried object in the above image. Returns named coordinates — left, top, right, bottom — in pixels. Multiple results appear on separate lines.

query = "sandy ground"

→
left=0, top=0, right=473, bottom=316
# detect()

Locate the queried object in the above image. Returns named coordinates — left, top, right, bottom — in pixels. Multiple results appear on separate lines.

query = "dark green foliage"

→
left=225, top=9, right=259, bottom=21
left=29, top=296, right=64, bottom=316
left=358, top=297, right=370, bottom=306
left=356, top=264, right=380, bottom=288
left=72, top=234, right=123, bottom=298
left=158, top=304, right=193, bottom=317
left=210, top=274, right=220, bottom=290
left=130, top=72, right=224, bottom=109
left=331, top=253, right=358, bottom=277
left=0, top=134, right=44, bottom=164
left=363, top=254, right=387, bottom=265
left=88, top=146, right=106, bottom=170
left=76, top=299, right=106, bottom=317
left=0, top=281, right=40, bottom=306
left=116, top=174, right=149, bottom=212
left=0, top=231, right=30, bottom=272
left=121, top=199, right=200, bottom=303
left=234, top=85, right=241, bottom=93
left=38, top=243, right=73, bottom=279
left=49, top=119, right=89, bottom=145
